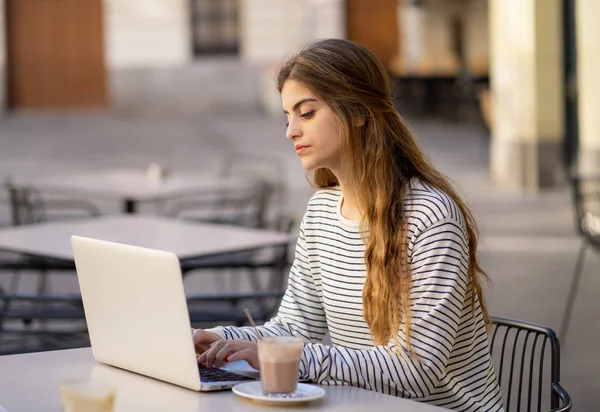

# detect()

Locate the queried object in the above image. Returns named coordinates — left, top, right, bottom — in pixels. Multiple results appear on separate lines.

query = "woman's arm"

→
left=297, top=218, right=475, bottom=398
left=207, top=219, right=329, bottom=343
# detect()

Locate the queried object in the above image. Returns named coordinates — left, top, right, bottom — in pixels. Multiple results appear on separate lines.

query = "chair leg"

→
left=8, top=270, right=23, bottom=293
left=0, top=286, right=6, bottom=330
left=36, top=270, right=49, bottom=331
left=560, top=241, right=588, bottom=342
left=248, top=268, right=269, bottom=317
left=0, top=270, right=23, bottom=330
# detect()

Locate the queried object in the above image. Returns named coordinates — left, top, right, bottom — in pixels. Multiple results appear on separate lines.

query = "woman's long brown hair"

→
left=276, top=39, right=490, bottom=353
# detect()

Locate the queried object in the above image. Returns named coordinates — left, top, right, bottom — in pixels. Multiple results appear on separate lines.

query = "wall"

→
left=104, top=0, right=191, bottom=69
left=105, top=0, right=262, bottom=114
left=0, top=0, right=346, bottom=115
left=240, top=0, right=344, bottom=64
left=240, top=0, right=345, bottom=116
left=0, top=0, right=195, bottom=113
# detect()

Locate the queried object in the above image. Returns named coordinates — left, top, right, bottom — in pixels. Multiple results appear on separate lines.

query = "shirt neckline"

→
left=336, top=191, right=361, bottom=230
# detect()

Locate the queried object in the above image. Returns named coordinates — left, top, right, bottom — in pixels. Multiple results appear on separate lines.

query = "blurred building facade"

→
left=488, top=0, right=565, bottom=189
left=489, top=0, right=600, bottom=188
left=393, top=0, right=489, bottom=77
left=0, top=0, right=486, bottom=115
left=0, top=0, right=597, bottom=186
left=575, top=0, right=600, bottom=175
left=0, top=0, right=345, bottom=115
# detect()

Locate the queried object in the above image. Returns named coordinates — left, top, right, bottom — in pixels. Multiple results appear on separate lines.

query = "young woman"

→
left=194, top=39, right=503, bottom=411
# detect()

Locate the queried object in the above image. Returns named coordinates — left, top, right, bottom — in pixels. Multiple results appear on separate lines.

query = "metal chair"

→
left=218, top=153, right=287, bottom=217
left=6, top=181, right=102, bottom=226
left=165, top=180, right=271, bottom=229
left=560, top=173, right=600, bottom=340
left=183, top=214, right=295, bottom=326
left=163, top=167, right=292, bottom=326
left=490, top=317, right=572, bottom=412
left=0, top=181, right=100, bottom=353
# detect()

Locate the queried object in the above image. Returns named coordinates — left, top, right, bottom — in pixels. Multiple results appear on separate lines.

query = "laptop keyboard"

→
left=198, top=363, right=256, bottom=383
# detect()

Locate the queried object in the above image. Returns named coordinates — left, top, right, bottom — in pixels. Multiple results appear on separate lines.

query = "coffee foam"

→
left=259, top=342, right=303, bottom=362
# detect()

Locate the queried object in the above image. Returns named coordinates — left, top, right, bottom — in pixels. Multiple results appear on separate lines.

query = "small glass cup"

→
left=60, top=378, right=116, bottom=412
left=257, top=336, right=304, bottom=398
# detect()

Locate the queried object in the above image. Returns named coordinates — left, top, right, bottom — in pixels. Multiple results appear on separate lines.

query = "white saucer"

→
left=232, top=382, right=326, bottom=403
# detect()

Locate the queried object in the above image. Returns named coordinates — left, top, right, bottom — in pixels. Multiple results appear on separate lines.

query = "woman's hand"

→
left=197, top=339, right=260, bottom=370
left=192, top=328, right=223, bottom=356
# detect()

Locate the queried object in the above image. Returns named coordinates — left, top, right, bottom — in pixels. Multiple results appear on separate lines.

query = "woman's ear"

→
left=354, top=116, right=366, bottom=128
left=353, top=107, right=368, bottom=128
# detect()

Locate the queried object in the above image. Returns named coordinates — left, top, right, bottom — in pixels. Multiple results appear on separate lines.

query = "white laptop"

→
left=71, top=235, right=259, bottom=392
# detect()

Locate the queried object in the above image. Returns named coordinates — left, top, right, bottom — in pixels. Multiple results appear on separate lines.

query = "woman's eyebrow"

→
left=283, top=97, right=318, bottom=114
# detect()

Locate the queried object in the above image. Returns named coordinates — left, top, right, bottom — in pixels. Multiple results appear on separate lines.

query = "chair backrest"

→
left=262, top=214, right=296, bottom=287
left=165, top=180, right=272, bottom=229
left=219, top=153, right=287, bottom=220
left=5, top=183, right=101, bottom=226
left=490, top=317, right=571, bottom=412
left=570, top=173, right=600, bottom=242
left=0, top=191, right=11, bottom=228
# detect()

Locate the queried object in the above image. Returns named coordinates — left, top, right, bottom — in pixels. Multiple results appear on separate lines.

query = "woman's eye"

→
left=286, top=110, right=315, bottom=127
left=300, top=110, right=315, bottom=119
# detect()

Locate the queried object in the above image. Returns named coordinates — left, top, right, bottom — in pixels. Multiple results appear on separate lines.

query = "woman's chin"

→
left=300, top=159, right=319, bottom=171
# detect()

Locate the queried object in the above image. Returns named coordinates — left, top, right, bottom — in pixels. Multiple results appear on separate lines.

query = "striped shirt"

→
left=210, top=180, right=504, bottom=411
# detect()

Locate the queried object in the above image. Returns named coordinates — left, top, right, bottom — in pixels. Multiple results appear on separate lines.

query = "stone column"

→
left=397, top=0, right=425, bottom=74
left=489, top=0, right=564, bottom=190
left=576, top=0, right=600, bottom=174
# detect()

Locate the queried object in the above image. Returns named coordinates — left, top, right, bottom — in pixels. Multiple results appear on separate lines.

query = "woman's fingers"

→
left=202, top=341, right=223, bottom=368
left=193, top=329, right=222, bottom=355
left=214, top=343, right=238, bottom=369
left=197, top=352, right=206, bottom=364
left=227, top=348, right=260, bottom=370
left=226, top=348, right=249, bottom=362
left=192, top=329, right=220, bottom=345
left=204, top=340, right=240, bottom=368
left=197, top=340, right=258, bottom=369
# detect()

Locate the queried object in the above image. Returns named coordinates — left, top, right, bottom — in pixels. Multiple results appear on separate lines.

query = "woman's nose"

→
left=286, top=118, right=302, bottom=141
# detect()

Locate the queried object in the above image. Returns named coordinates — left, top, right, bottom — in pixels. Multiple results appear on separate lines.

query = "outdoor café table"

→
left=0, top=214, right=292, bottom=266
left=0, top=347, right=448, bottom=412
left=13, top=169, right=253, bottom=214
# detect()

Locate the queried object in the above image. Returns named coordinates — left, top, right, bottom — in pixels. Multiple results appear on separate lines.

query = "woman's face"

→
left=281, top=79, right=343, bottom=172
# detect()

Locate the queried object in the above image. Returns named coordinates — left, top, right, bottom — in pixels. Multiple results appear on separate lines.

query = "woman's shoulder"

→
left=308, top=186, right=342, bottom=206
left=301, top=187, right=342, bottom=222
left=405, top=178, right=466, bottom=231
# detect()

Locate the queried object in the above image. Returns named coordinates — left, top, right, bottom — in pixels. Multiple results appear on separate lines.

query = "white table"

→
left=0, top=348, right=446, bottom=412
left=14, top=170, right=253, bottom=213
left=0, top=215, right=293, bottom=263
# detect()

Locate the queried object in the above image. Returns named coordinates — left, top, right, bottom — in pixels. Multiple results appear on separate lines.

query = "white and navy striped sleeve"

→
left=206, top=218, right=329, bottom=343
left=296, top=217, right=470, bottom=398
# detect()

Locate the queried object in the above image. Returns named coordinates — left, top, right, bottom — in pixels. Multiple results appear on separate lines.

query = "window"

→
left=191, top=0, right=239, bottom=55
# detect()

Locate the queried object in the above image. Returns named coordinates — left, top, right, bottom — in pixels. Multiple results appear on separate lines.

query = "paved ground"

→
left=0, top=109, right=597, bottom=409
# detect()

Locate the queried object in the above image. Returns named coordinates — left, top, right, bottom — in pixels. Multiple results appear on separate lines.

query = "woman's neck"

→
left=338, top=179, right=362, bottom=221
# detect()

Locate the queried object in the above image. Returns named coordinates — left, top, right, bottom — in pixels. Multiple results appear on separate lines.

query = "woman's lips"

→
left=295, top=145, right=309, bottom=155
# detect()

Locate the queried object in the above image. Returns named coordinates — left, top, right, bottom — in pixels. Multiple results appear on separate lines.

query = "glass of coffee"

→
left=60, top=378, right=116, bottom=412
left=257, top=336, right=304, bottom=398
